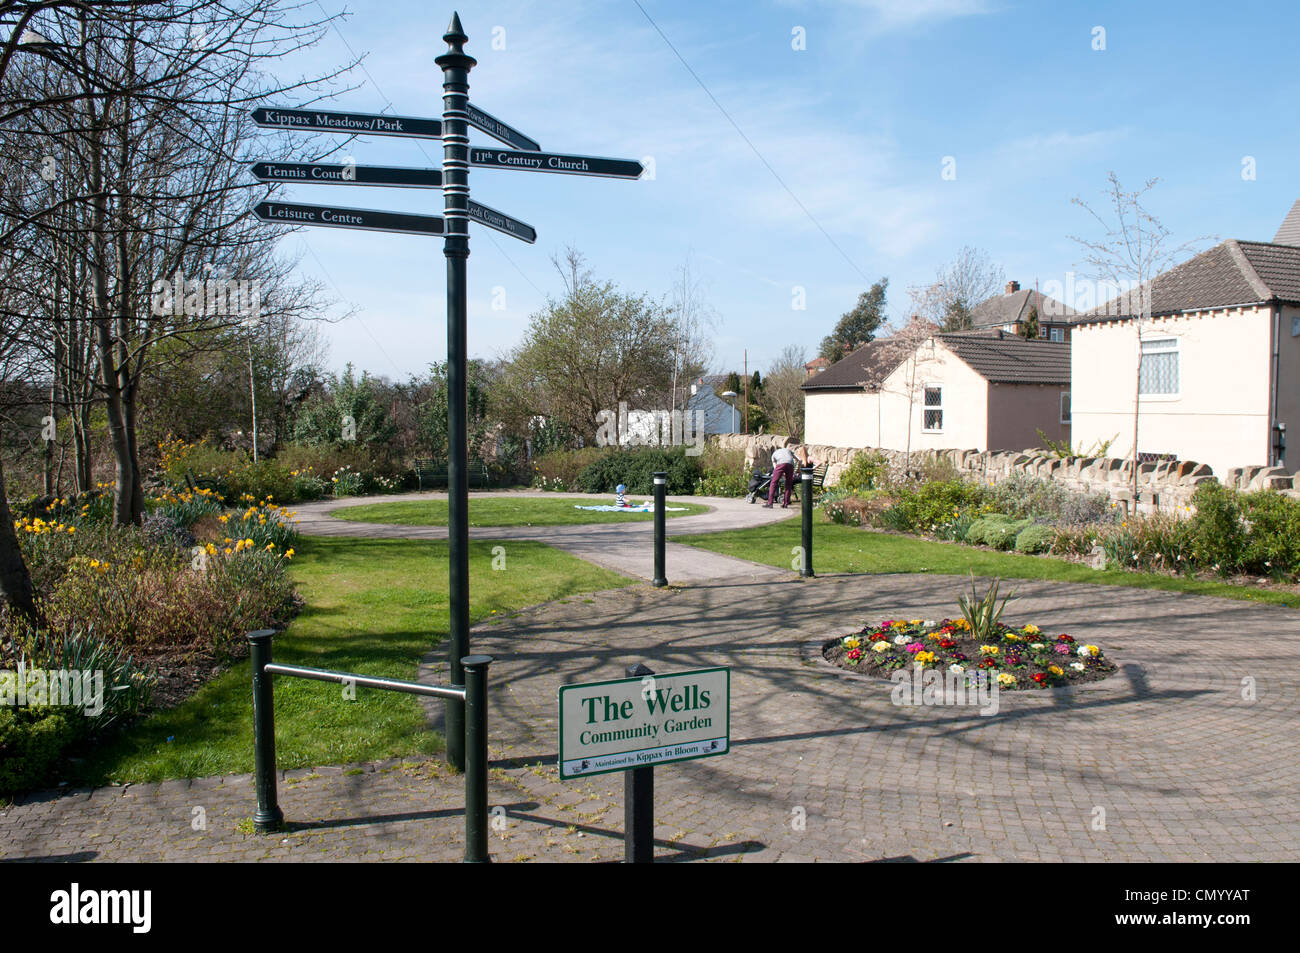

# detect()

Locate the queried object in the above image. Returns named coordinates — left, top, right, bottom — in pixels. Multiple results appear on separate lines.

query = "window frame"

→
left=1138, top=337, right=1181, bottom=398
left=1060, top=390, right=1071, bottom=424
left=921, top=383, right=944, bottom=433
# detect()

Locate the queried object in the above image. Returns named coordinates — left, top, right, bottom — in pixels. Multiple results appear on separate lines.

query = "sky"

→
left=258, top=0, right=1300, bottom=381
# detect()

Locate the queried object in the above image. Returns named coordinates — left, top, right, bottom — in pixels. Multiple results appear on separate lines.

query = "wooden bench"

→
left=790, top=462, right=829, bottom=502
left=414, top=459, right=490, bottom=490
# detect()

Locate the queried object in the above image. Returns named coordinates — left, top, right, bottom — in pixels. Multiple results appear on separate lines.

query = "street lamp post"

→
left=721, top=389, right=737, bottom=434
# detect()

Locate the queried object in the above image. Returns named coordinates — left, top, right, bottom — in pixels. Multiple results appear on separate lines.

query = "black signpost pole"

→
left=436, top=13, right=476, bottom=772
left=625, top=662, right=656, bottom=863
left=800, top=466, right=815, bottom=578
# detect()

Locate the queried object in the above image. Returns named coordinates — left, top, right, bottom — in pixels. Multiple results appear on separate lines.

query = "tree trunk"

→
left=0, top=457, right=40, bottom=627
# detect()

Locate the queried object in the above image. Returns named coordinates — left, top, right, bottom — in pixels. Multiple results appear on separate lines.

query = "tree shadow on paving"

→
left=0, top=851, right=99, bottom=863
left=287, top=801, right=540, bottom=833
left=456, top=571, right=1291, bottom=804
left=499, top=808, right=764, bottom=862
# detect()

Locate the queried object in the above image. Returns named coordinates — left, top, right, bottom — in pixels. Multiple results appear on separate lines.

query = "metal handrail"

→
left=262, top=663, right=466, bottom=701
left=248, top=629, right=492, bottom=862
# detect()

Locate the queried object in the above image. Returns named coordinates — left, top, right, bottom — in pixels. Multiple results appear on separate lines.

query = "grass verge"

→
left=334, top=496, right=709, bottom=527
left=677, top=514, right=1300, bottom=608
left=74, top=536, right=630, bottom=784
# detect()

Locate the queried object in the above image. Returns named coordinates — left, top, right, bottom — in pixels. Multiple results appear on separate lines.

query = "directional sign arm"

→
left=250, top=161, right=442, bottom=189
left=468, top=147, right=642, bottom=180
left=465, top=103, right=539, bottom=151
left=466, top=200, right=535, bottom=244
left=250, top=107, right=442, bottom=140
left=253, top=201, right=444, bottom=237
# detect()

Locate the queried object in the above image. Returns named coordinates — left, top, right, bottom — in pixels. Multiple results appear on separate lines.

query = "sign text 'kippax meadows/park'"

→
left=558, top=667, right=729, bottom=778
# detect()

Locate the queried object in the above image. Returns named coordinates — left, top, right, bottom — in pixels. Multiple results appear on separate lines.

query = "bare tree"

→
left=873, top=303, right=941, bottom=470
left=760, top=344, right=806, bottom=438
left=919, top=246, right=1004, bottom=331
left=667, top=251, right=716, bottom=412
left=1070, top=172, right=1209, bottom=501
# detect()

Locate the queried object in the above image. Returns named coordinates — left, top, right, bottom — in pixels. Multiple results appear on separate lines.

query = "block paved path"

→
left=4, top=494, right=1298, bottom=862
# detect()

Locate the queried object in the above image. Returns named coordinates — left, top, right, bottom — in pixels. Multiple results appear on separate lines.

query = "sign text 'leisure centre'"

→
left=558, top=667, right=729, bottom=778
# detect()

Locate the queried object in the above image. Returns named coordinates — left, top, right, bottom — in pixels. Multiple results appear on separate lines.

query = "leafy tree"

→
left=819, top=278, right=887, bottom=363
left=497, top=250, right=680, bottom=442
left=750, top=370, right=763, bottom=393
left=722, top=371, right=742, bottom=396
left=1021, top=305, right=1040, bottom=340
left=292, top=364, right=396, bottom=449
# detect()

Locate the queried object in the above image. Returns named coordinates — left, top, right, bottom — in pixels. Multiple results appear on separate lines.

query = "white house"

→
left=802, top=327, right=1071, bottom=452
left=1070, top=217, right=1300, bottom=476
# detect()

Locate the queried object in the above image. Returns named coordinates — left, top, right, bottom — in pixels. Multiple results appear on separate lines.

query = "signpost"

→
left=249, top=12, right=643, bottom=772
left=558, top=667, right=730, bottom=779
left=251, top=106, right=443, bottom=139
left=253, top=201, right=444, bottom=237
left=250, top=162, right=443, bottom=189
left=560, top=664, right=729, bottom=863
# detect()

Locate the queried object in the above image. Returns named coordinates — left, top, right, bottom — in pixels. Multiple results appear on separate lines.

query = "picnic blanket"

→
left=574, top=503, right=688, bottom=513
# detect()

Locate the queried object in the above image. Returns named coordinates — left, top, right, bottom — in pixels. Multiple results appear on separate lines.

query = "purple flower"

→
left=1054, top=643, right=1070, bottom=654
left=906, top=642, right=924, bottom=654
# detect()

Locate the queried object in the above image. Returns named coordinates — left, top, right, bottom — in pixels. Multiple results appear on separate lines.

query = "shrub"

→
left=574, top=447, right=702, bottom=495
left=1186, top=481, right=1246, bottom=574
left=838, top=450, right=891, bottom=494
left=886, top=479, right=988, bottom=534
left=1051, top=525, right=1100, bottom=557
left=1240, top=490, right=1300, bottom=578
left=986, top=472, right=1116, bottom=527
left=1015, top=524, right=1056, bottom=554
left=965, top=514, right=1011, bottom=546
left=0, top=708, right=84, bottom=795
left=989, top=518, right=1033, bottom=550
left=696, top=447, right=748, bottom=497
left=530, top=447, right=605, bottom=491
left=140, top=513, right=196, bottom=552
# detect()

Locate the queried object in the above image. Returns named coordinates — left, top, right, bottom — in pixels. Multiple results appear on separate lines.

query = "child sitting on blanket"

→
left=615, top=483, right=627, bottom=507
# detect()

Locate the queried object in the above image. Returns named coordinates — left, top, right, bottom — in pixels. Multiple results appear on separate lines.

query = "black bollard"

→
left=461, top=654, right=493, bottom=863
left=800, top=466, right=815, bottom=578
left=625, top=661, right=655, bottom=863
left=248, top=629, right=284, bottom=833
left=652, top=471, right=668, bottom=587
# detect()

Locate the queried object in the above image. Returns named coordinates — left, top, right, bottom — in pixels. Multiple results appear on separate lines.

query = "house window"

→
left=1049, top=326, right=1064, bottom=342
left=1139, top=338, right=1179, bottom=395
left=1060, top=391, right=1071, bottom=424
left=923, top=385, right=943, bottom=432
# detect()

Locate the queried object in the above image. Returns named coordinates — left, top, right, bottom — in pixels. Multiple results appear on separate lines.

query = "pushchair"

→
left=746, top=467, right=800, bottom=504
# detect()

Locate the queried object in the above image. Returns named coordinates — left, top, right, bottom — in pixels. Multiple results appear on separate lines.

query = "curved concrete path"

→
left=290, top=489, right=795, bottom=584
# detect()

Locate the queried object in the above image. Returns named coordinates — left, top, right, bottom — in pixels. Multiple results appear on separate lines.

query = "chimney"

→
left=1005, top=280, right=1020, bottom=294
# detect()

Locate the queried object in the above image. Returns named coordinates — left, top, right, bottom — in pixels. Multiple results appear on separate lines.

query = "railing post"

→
left=461, top=654, right=493, bottom=863
left=624, top=661, right=655, bottom=863
left=248, top=629, right=283, bottom=833
left=800, top=466, right=815, bottom=578
left=652, top=471, right=668, bottom=587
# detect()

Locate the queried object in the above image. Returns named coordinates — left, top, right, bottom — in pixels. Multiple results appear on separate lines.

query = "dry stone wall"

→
left=712, top=434, right=1298, bottom=512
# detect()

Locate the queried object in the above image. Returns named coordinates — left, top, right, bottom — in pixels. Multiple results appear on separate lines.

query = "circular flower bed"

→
left=823, top=618, right=1116, bottom=690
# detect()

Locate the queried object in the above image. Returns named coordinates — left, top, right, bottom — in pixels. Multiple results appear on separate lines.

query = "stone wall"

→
left=711, top=434, right=1298, bottom=512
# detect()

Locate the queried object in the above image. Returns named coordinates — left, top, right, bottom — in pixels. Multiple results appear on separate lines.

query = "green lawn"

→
left=75, top=536, right=630, bottom=784
left=677, top=514, right=1300, bottom=608
left=335, top=495, right=710, bottom=527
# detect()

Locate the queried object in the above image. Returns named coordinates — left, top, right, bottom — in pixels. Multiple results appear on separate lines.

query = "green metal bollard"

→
left=248, top=629, right=284, bottom=833
left=800, top=466, right=815, bottom=578
left=652, top=471, right=668, bottom=587
left=462, top=654, right=493, bottom=863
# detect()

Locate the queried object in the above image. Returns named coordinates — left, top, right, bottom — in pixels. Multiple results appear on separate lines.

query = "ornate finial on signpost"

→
left=439, top=11, right=473, bottom=63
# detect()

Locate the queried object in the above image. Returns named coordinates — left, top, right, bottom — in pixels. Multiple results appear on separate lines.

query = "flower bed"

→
left=823, top=617, right=1116, bottom=691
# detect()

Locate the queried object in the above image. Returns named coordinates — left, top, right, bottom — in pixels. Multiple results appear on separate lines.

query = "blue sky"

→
left=261, top=0, right=1300, bottom=380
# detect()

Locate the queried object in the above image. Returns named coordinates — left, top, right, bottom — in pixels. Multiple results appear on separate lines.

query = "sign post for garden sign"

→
left=250, top=12, right=643, bottom=769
